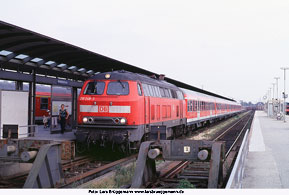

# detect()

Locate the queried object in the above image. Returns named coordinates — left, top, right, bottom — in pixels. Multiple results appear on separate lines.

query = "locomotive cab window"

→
left=40, top=97, right=49, bottom=110
left=107, top=81, right=129, bottom=95
left=84, top=81, right=105, bottom=95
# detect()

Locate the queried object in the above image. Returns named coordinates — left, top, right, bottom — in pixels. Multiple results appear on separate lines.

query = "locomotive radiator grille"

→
left=86, top=117, right=117, bottom=125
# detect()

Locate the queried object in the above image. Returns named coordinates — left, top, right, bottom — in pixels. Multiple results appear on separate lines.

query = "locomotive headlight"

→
left=120, top=118, right=127, bottom=125
left=83, top=117, right=88, bottom=123
left=105, top=74, right=111, bottom=79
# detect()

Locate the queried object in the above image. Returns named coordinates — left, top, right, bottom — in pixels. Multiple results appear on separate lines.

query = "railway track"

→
left=149, top=111, right=254, bottom=188
left=0, top=112, right=252, bottom=189
left=60, top=154, right=137, bottom=188
left=0, top=154, right=137, bottom=188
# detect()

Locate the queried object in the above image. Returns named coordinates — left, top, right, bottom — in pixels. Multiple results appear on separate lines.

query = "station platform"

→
left=242, top=111, right=289, bottom=188
left=22, top=124, right=76, bottom=141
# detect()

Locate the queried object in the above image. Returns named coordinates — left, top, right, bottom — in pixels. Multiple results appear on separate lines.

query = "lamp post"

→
left=280, top=67, right=289, bottom=122
left=274, top=77, right=280, bottom=113
left=272, top=83, right=276, bottom=116
left=274, top=77, right=280, bottom=99
left=272, top=83, right=275, bottom=100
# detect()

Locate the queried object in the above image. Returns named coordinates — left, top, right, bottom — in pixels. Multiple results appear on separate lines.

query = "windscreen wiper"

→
left=118, top=80, right=125, bottom=89
left=93, top=81, right=98, bottom=94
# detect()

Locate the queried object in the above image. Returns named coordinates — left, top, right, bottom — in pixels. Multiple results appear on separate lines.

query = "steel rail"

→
left=224, top=112, right=254, bottom=158
left=151, top=111, right=253, bottom=188
left=59, top=154, right=138, bottom=188
left=213, top=111, right=251, bottom=141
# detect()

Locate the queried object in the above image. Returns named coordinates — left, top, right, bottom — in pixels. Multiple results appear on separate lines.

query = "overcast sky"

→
left=1, top=0, right=289, bottom=103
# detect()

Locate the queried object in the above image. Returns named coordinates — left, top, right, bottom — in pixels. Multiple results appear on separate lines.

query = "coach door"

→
left=179, top=100, right=183, bottom=119
left=197, top=100, right=200, bottom=119
left=210, top=102, right=213, bottom=116
left=141, top=83, right=150, bottom=126
left=50, top=85, right=72, bottom=133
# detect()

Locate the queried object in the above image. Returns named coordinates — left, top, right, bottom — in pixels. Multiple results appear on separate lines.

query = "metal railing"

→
left=225, top=129, right=249, bottom=188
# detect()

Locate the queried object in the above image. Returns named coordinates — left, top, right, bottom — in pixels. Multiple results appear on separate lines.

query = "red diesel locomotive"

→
left=76, top=70, right=242, bottom=150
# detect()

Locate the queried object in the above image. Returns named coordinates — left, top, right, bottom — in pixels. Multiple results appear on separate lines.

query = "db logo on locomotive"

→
left=99, top=105, right=109, bottom=112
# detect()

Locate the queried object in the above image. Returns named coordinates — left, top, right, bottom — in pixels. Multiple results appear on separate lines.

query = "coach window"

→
left=137, top=83, right=142, bottom=96
left=191, top=100, right=194, bottom=111
left=40, top=97, right=49, bottom=110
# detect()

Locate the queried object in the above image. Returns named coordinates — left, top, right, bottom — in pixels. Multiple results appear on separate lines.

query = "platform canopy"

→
left=0, top=20, right=235, bottom=101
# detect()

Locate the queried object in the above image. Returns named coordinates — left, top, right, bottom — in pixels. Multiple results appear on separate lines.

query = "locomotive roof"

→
left=90, top=70, right=180, bottom=90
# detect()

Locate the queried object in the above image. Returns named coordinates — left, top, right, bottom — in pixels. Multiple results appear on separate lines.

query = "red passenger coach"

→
left=182, top=89, right=241, bottom=128
left=76, top=70, right=242, bottom=151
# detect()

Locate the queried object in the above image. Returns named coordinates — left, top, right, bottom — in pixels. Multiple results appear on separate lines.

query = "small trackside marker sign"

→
left=184, top=146, right=190, bottom=153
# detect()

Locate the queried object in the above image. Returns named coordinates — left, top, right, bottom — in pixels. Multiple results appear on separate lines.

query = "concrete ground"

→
left=21, top=123, right=76, bottom=141
left=242, top=111, right=289, bottom=188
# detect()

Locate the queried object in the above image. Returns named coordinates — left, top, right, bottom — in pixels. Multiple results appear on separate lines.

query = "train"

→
left=76, top=70, right=242, bottom=152
left=35, top=85, right=72, bottom=121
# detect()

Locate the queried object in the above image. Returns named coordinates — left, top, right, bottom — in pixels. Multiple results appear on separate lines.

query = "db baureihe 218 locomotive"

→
left=76, top=70, right=242, bottom=151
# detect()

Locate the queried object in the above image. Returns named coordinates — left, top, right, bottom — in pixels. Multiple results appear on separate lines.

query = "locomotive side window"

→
left=168, top=90, right=173, bottom=98
left=107, top=81, right=129, bottom=95
left=160, top=87, right=165, bottom=97
left=142, top=84, right=149, bottom=96
left=171, top=90, right=177, bottom=99
left=147, top=85, right=154, bottom=96
left=164, top=89, right=170, bottom=98
left=151, top=86, right=157, bottom=97
left=137, top=83, right=142, bottom=96
left=176, top=91, right=184, bottom=99
left=155, top=86, right=161, bottom=97
left=40, top=97, right=49, bottom=110
left=84, top=81, right=105, bottom=95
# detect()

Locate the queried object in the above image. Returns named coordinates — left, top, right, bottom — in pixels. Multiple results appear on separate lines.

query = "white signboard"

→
left=51, top=101, right=72, bottom=116
left=0, top=90, right=28, bottom=138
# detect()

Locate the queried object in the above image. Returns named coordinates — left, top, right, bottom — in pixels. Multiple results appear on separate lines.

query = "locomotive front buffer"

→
left=131, top=139, right=225, bottom=188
